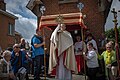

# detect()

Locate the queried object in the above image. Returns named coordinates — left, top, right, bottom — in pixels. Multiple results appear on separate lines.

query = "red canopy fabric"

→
left=39, top=12, right=87, bottom=31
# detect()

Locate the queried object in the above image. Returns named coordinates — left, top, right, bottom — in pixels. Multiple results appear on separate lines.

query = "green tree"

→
left=105, top=26, right=120, bottom=45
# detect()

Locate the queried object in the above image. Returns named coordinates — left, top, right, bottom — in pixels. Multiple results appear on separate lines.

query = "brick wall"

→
left=42, top=0, right=106, bottom=42
left=0, top=13, right=15, bottom=50
left=39, top=0, right=110, bottom=53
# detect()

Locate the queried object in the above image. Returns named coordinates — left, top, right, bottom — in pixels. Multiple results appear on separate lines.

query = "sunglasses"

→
left=15, top=46, right=20, bottom=48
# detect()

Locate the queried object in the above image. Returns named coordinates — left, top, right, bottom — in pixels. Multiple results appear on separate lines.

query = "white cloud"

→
left=4, top=0, right=37, bottom=42
left=4, top=0, right=35, bottom=18
left=105, top=0, right=120, bottom=30
left=15, top=15, right=37, bottom=39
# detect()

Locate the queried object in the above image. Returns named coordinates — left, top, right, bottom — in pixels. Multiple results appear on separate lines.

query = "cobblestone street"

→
left=29, top=74, right=86, bottom=80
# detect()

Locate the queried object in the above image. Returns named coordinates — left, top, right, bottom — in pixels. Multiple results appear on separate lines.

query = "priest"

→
left=49, top=23, right=78, bottom=80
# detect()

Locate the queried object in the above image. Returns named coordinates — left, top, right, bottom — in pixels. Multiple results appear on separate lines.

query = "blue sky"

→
left=4, top=0, right=120, bottom=42
left=105, top=0, right=120, bottom=30
left=4, top=0, right=37, bottom=42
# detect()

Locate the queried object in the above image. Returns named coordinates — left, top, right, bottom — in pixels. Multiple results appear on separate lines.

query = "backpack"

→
left=30, top=35, right=44, bottom=51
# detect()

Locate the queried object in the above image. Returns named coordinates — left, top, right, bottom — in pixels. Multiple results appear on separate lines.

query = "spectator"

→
left=19, top=38, right=26, bottom=50
left=19, top=38, right=29, bottom=50
left=98, top=33, right=107, bottom=54
left=6, top=47, right=13, bottom=52
left=31, top=29, right=45, bottom=80
left=98, top=33, right=107, bottom=77
left=74, top=35, right=86, bottom=74
left=0, top=50, right=15, bottom=80
left=87, top=34, right=98, bottom=53
left=10, top=44, right=27, bottom=79
left=19, top=38, right=31, bottom=79
left=84, top=29, right=91, bottom=43
left=100, top=43, right=117, bottom=80
left=83, top=42, right=99, bottom=80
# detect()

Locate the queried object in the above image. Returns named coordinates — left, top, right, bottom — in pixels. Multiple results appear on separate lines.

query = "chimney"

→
left=0, top=0, right=6, bottom=11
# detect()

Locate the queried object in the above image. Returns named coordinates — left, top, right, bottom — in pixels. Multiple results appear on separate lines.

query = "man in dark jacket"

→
left=11, top=44, right=27, bottom=78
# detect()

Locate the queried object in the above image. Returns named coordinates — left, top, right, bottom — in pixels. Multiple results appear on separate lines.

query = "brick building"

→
left=0, top=0, right=22, bottom=50
left=26, top=0, right=112, bottom=53
left=37, top=0, right=112, bottom=52
left=41, top=0, right=112, bottom=37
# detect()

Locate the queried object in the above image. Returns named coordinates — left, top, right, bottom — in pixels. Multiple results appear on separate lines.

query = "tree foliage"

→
left=105, top=26, right=120, bottom=45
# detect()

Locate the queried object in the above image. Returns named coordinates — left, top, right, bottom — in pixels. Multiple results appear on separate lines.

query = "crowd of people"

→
left=0, top=23, right=119, bottom=80
left=0, top=38, right=32, bottom=80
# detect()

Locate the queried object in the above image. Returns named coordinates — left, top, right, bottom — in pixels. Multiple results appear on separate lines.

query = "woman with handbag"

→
left=100, top=42, right=118, bottom=80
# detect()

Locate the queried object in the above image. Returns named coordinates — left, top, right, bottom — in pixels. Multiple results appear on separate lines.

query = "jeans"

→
left=34, top=55, right=44, bottom=80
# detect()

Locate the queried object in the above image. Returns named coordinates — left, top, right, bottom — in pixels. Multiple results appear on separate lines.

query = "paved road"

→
left=29, top=74, right=86, bottom=80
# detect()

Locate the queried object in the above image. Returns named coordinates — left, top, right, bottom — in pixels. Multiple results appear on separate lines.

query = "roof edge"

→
left=0, top=9, right=18, bottom=19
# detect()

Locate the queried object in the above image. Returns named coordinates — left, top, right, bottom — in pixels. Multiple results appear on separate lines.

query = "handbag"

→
left=17, top=67, right=26, bottom=75
left=111, top=61, right=118, bottom=66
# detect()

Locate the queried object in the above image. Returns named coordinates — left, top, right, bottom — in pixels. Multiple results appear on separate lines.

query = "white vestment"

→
left=49, top=25, right=78, bottom=80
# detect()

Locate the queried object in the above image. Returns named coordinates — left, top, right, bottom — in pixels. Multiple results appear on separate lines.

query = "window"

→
left=59, top=0, right=78, bottom=4
left=8, top=23, right=15, bottom=36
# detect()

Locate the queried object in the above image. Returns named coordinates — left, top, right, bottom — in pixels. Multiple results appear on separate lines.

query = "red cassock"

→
left=75, top=55, right=84, bottom=73
left=51, top=68, right=56, bottom=76
left=50, top=49, right=67, bottom=76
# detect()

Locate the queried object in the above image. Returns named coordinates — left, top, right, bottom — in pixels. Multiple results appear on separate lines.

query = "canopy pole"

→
left=81, top=27, right=87, bottom=80
left=43, top=28, right=47, bottom=80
